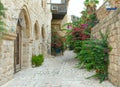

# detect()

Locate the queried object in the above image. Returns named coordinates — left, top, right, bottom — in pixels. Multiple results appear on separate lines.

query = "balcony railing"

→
left=51, top=4, right=67, bottom=19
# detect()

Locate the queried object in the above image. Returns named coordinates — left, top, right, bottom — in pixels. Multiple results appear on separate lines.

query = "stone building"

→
left=0, top=0, right=52, bottom=86
left=51, top=0, right=70, bottom=55
left=92, top=0, right=120, bottom=86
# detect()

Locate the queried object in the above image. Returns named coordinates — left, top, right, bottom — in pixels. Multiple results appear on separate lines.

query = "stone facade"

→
left=92, top=0, right=120, bottom=86
left=51, top=15, right=70, bottom=37
left=51, top=0, right=70, bottom=55
left=0, top=0, right=52, bottom=86
left=96, top=0, right=120, bottom=22
left=51, top=15, right=69, bottom=55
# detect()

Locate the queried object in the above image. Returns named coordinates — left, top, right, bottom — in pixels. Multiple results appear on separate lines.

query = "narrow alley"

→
left=1, top=51, right=114, bottom=87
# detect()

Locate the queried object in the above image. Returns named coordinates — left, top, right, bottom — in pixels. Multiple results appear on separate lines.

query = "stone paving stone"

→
left=1, top=51, right=115, bottom=87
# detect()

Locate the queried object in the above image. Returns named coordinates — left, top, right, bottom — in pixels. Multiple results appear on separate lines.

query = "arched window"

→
left=41, top=0, right=46, bottom=9
left=42, top=25, right=46, bottom=40
left=34, top=22, right=39, bottom=40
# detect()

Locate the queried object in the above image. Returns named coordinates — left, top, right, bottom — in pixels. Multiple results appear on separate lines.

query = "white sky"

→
left=51, top=0, right=105, bottom=17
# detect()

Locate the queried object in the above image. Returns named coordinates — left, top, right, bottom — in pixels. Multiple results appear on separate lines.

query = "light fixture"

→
left=105, top=1, right=111, bottom=9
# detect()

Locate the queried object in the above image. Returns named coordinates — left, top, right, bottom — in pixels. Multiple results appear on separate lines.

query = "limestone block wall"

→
left=0, top=33, right=16, bottom=86
left=92, top=7, right=120, bottom=87
left=52, top=15, right=69, bottom=37
left=1, top=0, right=52, bottom=57
left=0, top=0, right=52, bottom=86
left=96, top=0, right=120, bottom=21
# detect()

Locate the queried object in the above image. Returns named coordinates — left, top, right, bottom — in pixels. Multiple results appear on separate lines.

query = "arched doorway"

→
left=14, top=5, right=31, bottom=72
left=14, top=20, right=22, bottom=73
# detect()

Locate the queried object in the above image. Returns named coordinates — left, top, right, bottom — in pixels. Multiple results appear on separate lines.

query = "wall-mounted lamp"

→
left=105, top=2, right=111, bottom=9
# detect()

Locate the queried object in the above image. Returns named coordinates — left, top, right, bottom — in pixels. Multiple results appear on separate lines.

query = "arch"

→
left=18, top=5, right=31, bottom=38
left=34, top=21, right=39, bottom=40
left=14, top=5, right=32, bottom=71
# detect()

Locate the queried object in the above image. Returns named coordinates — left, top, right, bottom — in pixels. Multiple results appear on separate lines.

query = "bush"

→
left=32, top=54, right=44, bottom=67
left=76, top=30, right=111, bottom=82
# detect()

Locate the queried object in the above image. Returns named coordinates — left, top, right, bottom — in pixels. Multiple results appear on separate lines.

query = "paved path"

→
left=1, top=51, right=115, bottom=87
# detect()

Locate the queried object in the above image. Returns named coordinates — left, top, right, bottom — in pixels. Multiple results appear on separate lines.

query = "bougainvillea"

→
left=63, top=0, right=112, bottom=83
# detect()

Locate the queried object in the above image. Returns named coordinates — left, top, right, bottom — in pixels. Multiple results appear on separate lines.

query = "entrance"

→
left=14, top=21, right=21, bottom=73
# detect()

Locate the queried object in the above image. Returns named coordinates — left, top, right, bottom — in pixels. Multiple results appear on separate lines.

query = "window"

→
left=52, top=5, right=58, bottom=10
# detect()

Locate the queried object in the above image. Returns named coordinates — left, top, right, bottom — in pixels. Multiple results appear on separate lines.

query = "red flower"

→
left=81, top=24, right=88, bottom=28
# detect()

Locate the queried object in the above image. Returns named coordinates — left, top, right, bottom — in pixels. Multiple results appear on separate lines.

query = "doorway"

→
left=14, top=21, right=22, bottom=73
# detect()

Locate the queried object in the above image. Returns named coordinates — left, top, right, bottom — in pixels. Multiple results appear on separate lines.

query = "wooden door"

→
left=14, top=27, right=21, bottom=73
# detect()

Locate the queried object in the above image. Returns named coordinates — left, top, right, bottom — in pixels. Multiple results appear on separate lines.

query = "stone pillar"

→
left=22, top=39, right=32, bottom=69
left=47, top=43, right=51, bottom=56
left=42, top=42, right=47, bottom=57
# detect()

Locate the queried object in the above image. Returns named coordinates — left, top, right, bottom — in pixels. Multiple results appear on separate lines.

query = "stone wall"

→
left=0, top=0, right=52, bottom=86
left=96, top=0, right=120, bottom=21
left=92, top=1, right=120, bottom=86
left=52, top=15, right=70, bottom=37
left=0, top=33, right=16, bottom=85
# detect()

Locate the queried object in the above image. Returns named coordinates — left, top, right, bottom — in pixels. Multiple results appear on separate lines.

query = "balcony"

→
left=51, top=4, right=67, bottom=19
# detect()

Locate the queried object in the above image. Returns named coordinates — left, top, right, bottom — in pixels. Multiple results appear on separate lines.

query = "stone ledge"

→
left=2, top=32, right=17, bottom=40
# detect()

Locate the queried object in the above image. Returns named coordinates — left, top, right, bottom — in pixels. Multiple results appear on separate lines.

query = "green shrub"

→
left=32, top=54, right=44, bottom=67
left=76, top=29, right=111, bottom=82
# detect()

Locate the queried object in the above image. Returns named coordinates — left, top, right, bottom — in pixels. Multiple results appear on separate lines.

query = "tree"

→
left=84, top=0, right=99, bottom=12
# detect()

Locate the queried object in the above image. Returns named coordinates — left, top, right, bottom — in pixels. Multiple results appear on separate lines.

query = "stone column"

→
left=22, top=39, right=32, bottom=68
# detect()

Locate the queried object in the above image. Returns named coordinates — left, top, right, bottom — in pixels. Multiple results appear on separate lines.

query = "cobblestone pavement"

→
left=1, top=51, right=115, bottom=87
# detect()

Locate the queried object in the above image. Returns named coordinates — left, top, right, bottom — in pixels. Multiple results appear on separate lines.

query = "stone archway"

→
left=14, top=5, right=32, bottom=71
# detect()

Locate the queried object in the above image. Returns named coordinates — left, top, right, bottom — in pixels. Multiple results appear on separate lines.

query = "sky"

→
left=51, top=0, right=104, bottom=17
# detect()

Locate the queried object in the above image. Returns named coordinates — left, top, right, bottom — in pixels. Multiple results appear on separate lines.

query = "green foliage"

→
left=63, top=0, right=111, bottom=83
left=73, top=40, right=82, bottom=53
left=76, top=30, right=111, bottom=82
left=63, top=0, right=99, bottom=50
left=0, top=1, right=6, bottom=33
left=32, top=54, right=44, bottom=67
left=84, top=0, right=99, bottom=7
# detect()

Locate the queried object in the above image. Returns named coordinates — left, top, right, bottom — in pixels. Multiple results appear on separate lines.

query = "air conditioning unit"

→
left=52, top=5, right=58, bottom=10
